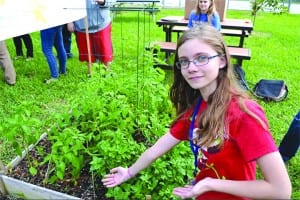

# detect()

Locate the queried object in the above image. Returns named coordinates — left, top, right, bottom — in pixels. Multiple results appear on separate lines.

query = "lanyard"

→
left=189, top=98, right=202, bottom=177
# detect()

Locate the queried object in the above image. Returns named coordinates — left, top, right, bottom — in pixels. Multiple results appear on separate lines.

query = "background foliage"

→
left=0, top=8, right=299, bottom=199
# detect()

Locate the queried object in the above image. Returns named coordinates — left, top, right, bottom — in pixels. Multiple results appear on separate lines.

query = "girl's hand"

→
left=102, top=167, right=131, bottom=188
left=95, top=0, right=105, bottom=5
left=173, top=185, right=195, bottom=199
left=173, top=177, right=213, bottom=199
left=67, top=23, right=75, bottom=32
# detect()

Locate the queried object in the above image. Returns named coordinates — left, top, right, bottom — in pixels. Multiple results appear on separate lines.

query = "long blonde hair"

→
left=170, top=25, right=267, bottom=148
left=195, top=0, right=216, bottom=24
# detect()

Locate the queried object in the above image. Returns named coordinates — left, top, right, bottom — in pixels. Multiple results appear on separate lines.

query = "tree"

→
left=250, top=0, right=288, bottom=25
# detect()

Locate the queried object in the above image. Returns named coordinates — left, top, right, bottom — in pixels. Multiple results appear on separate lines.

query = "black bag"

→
left=279, top=110, right=300, bottom=163
left=253, top=79, right=288, bottom=101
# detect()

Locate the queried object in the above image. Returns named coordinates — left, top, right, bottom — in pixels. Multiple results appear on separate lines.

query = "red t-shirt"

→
left=170, top=98, right=278, bottom=200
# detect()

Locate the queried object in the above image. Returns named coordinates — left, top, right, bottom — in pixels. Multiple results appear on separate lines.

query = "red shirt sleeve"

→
left=169, top=109, right=192, bottom=141
left=228, top=99, right=278, bottom=162
left=170, top=101, right=208, bottom=141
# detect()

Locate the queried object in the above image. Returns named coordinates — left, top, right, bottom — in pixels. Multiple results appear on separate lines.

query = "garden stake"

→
left=84, top=16, right=92, bottom=76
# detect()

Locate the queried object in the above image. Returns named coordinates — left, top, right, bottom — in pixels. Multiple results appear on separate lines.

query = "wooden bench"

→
left=146, top=41, right=251, bottom=68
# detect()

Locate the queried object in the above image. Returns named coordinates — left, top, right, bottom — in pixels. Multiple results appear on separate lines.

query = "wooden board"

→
left=0, top=175, right=80, bottom=199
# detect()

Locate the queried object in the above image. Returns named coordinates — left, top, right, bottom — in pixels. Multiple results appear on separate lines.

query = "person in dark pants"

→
left=12, top=34, right=34, bottom=61
left=279, top=110, right=300, bottom=163
left=62, top=24, right=73, bottom=59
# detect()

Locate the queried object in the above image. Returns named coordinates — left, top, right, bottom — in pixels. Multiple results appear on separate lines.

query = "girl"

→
left=188, top=0, right=221, bottom=31
left=102, top=25, right=291, bottom=199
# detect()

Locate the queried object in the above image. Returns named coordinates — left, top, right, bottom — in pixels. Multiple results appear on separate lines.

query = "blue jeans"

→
left=40, top=26, right=66, bottom=78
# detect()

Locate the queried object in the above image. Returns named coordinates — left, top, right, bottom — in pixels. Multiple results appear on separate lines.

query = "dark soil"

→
left=1, top=138, right=112, bottom=200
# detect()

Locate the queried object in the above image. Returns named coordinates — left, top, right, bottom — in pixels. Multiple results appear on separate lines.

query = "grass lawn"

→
left=0, top=8, right=299, bottom=199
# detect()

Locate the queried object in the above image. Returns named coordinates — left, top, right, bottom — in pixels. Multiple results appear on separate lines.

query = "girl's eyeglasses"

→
left=176, top=54, right=220, bottom=69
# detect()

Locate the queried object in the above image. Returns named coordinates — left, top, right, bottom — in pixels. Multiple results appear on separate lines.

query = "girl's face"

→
left=177, top=38, right=226, bottom=100
left=198, top=0, right=211, bottom=13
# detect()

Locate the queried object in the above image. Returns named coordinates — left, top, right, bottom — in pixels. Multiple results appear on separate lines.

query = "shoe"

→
left=44, top=78, right=58, bottom=84
left=26, top=57, right=33, bottom=61
left=67, top=53, right=73, bottom=59
left=5, top=76, right=16, bottom=86
left=14, top=56, right=23, bottom=60
left=5, top=81, right=15, bottom=86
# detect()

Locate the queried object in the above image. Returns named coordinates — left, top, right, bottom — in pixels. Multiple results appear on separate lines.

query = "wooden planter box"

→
left=0, top=133, right=80, bottom=200
left=0, top=175, right=79, bottom=199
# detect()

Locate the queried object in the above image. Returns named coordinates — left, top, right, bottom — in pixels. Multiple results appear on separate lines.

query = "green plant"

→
left=250, top=0, right=288, bottom=24
left=33, top=62, right=192, bottom=198
left=1, top=103, right=42, bottom=158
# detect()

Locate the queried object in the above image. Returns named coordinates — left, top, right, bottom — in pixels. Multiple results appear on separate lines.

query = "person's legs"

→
left=12, top=36, right=23, bottom=57
left=0, top=41, right=16, bottom=85
left=93, top=23, right=113, bottom=67
left=279, top=111, right=300, bottom=162
left=40, top=27, right=59, bottom=79
left=22, top=34, right=34, bottom=58
left=54, top=26, right=67, bottom=74
left=75, top=31, right=96, bottom=63
left=62, top=24, right=73, bottom=58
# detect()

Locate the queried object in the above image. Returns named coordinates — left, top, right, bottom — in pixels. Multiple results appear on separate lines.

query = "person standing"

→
left=40, top=26, right=67, bottom=84
left=0, top=41, right=16, bottom=86
left=12, top=34, right=34, bottom=61
left=102, top=25, right=291, bottom=199
left=59, top=24, right=73, bottom=59
left=188, top=0, right=221, bottom=31
left=68, top=0, right=115, bottom=69
left=279, top=110, right=300, bottom=163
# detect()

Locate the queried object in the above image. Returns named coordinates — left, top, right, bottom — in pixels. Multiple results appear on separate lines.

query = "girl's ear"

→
left=219, top=56, right=227, bottom=69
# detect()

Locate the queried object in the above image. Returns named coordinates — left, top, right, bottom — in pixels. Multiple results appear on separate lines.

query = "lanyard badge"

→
left=189, top=98, right=202, bottom=178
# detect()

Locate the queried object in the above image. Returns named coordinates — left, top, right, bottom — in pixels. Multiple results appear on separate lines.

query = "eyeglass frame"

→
left=175, top=54, right=220, bottom=70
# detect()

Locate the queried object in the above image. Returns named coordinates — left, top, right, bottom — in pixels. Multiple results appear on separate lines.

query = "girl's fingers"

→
left=110, top=167, right=120, bottom=173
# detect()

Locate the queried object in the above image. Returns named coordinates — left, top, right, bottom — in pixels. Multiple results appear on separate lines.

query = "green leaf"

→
left=29, top=166, right=38, bottom=176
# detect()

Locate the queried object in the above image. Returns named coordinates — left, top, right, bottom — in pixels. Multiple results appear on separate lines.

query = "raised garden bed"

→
left=0, top=134, right=110, bottom=199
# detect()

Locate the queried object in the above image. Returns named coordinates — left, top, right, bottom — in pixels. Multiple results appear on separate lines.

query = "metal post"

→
left=288, top=0, right=291, bottom=12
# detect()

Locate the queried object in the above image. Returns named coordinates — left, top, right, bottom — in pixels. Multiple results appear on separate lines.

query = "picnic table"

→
left=150, top=16, right=253, bottom=67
